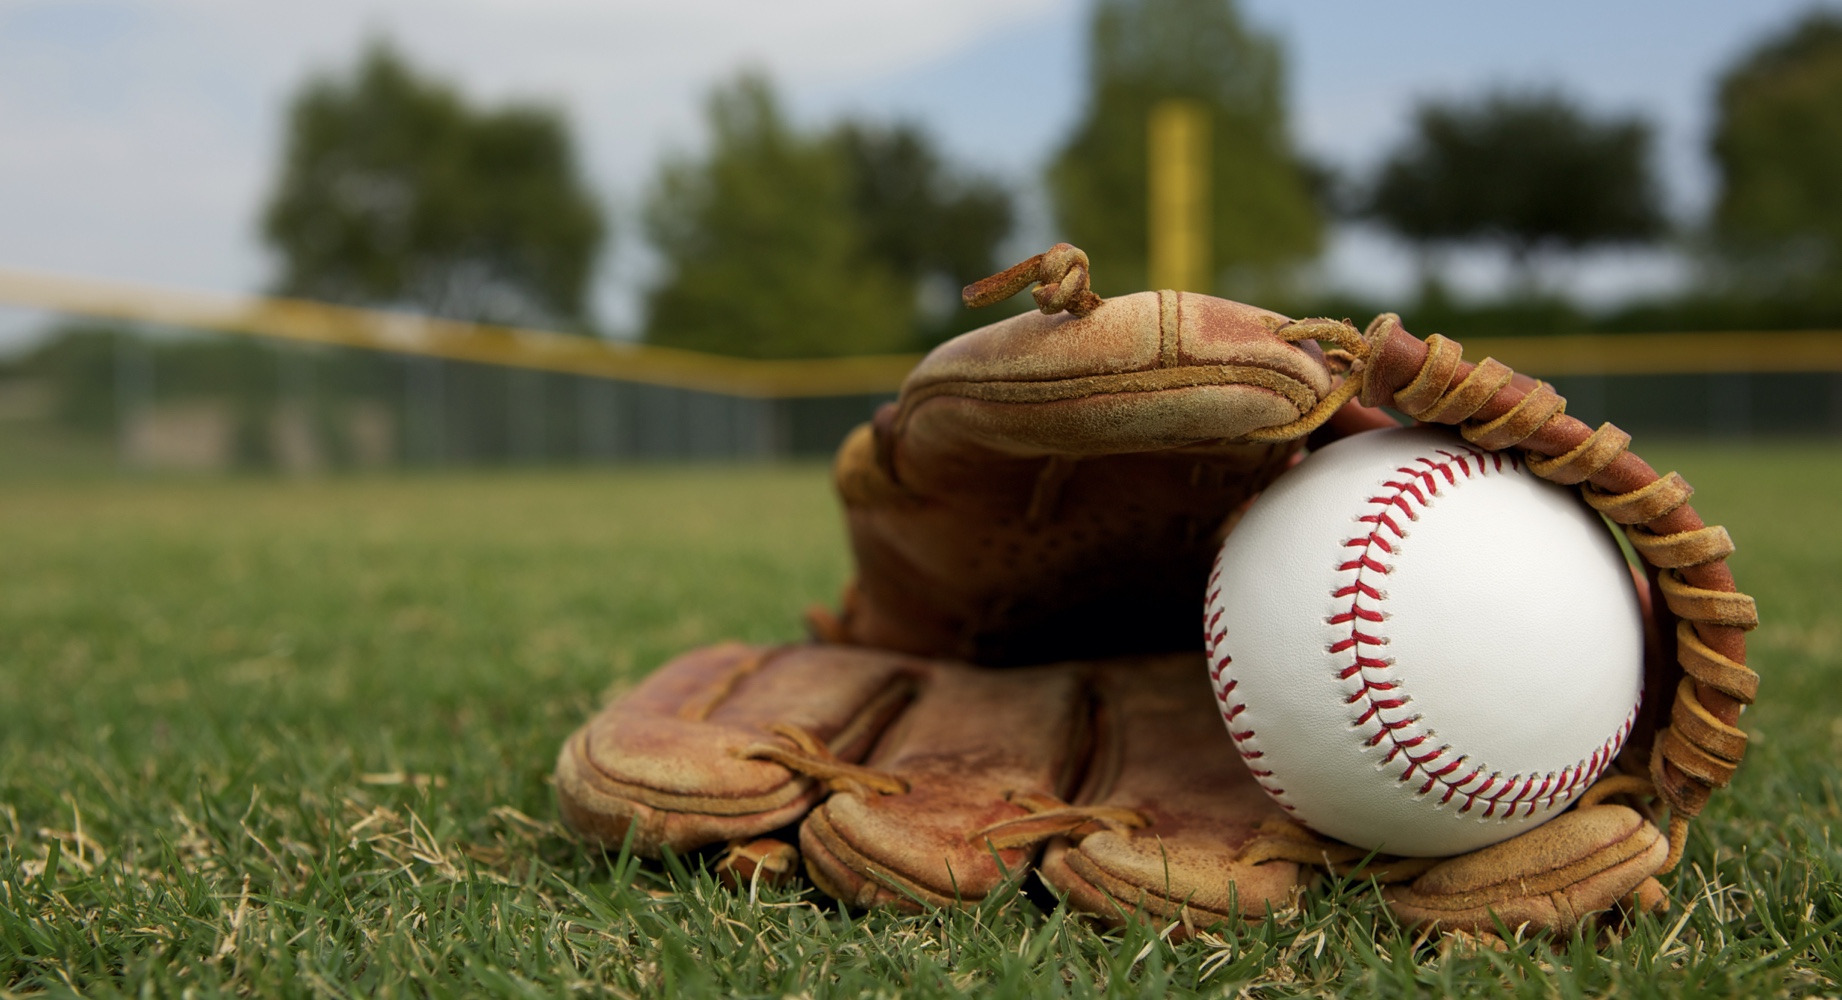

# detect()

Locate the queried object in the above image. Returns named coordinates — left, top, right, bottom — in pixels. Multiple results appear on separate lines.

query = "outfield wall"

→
left=60, top=338, right=891, bottom=471
left=3, top=266, right=1840, bottom=471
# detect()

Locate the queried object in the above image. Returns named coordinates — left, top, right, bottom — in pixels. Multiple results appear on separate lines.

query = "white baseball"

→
left=1204, top=426, right=1644, bottom=857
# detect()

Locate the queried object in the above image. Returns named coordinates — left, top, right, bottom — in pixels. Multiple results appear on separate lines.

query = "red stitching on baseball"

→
left=1207, top=442, right=1640, bottom=827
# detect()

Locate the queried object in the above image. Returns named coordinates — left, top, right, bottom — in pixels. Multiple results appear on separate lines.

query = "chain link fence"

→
left=4, top=268, right=1841, bottom=475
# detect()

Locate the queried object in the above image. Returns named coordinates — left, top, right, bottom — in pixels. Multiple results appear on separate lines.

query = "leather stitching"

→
left=1207, top=442, right=1638, bottom=827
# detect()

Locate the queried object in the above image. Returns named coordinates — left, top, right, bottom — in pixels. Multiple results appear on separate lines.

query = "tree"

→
left=835, top=122, right=1015, bottom=341
left=1710, top=11, right=1842, bottom=291
left=644, top=76, right=1011, bottom=357
left=262, top=42, right=605, bottom=329
left=1048, top=0, right=1322, bottom=297
left=1365, top=90, right=1664, bottom=289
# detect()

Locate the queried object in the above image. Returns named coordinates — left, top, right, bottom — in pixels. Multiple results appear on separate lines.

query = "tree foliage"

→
left=262, top=43, right=605, bottom=329
left=1365, top=91, right=1663, bottom=278
left=1048, top=0, right=1322, bottom=297
left=644, top=75, right=1013, bottom=357
left=836, top=122, right=1014, bottom=293
left=1710, top=11, right=1842, bottom=289
left=836, top=122, right=1015, bottom=341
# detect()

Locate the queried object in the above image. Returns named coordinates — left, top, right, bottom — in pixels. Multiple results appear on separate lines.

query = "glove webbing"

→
left=1345, top=315, right=1759, bottom=874
left=953, top=249, right=1751, bottom=874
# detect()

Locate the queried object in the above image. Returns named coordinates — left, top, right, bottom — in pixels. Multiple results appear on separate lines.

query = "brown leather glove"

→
left=553, top=642, right=924, bottom=858
left=820, top=244, right=1351, bottom=665
left=556, top=244, right=1757, bottom=938
left=801, top=653, right=1303, bottom=923
left=555, top=642, right=1307, bottom=926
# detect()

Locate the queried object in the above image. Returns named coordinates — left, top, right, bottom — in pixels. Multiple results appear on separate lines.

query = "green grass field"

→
left=3, top=447, right=1839, bottom=997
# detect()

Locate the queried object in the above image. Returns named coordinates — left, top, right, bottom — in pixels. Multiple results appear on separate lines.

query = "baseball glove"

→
left=554, top=244, right=1756, bottom=938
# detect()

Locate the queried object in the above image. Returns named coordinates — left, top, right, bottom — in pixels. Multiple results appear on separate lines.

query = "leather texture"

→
left=1382, top=805, right=1669, bottom=931
left=800, top=661, right=1092, bottom=909
left=834, top=289, right=1329, bottom=666
left=554, top=642, right=924, bottom=856
left=1038, top=656, right=1302, bottom=932
left=1354, top=321, right=1757, bottom=847
left=554, top=248, right=1754, bottom=939
left=798, top=653, right=1306, bottom=922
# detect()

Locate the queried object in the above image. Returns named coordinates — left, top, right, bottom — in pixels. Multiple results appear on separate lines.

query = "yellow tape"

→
left=5, top=267, right=1842, bottom=397
left=0, top=268, right=922, bottom=398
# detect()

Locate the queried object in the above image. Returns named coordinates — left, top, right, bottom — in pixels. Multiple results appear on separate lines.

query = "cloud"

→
left=0, top=0, right=1060, bottom=347
left=3, top=0, right=1840, bottom=351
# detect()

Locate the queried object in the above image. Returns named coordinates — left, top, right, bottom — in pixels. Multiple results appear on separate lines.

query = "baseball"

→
left=1204, top=425, right=1644, bottom=857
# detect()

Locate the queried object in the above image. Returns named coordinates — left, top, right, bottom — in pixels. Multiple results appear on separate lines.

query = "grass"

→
left=1, top=446, right=1839, bottom=997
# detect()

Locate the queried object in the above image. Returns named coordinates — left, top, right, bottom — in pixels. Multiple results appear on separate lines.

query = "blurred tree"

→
left=646, top=76, right=1008, bottom=357
left=835, top=122, right=1015, bottom=342
left=1365, top=91, right=1664, bottom=289
left=262, top=42, right=605, bottom=329
left=1710, top=11, right=1842, bottom=292
left=1048, top=0, right=1322, bottom=297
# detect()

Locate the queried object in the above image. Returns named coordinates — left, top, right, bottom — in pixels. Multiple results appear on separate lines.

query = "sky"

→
left=2, top=0, right=1838, bottom=351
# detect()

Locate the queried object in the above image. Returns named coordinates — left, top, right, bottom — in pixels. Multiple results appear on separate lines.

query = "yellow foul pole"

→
left=1148, top=100, right=1212, bottom=293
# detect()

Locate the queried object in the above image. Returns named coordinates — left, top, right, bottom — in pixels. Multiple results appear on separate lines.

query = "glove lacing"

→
left=1347, top=319, right=1758, bottom=875
left=968, top=791, right=1148, bottom=850
left=959, top=246, right=1758, bottom=879
left=739, top=722, right=910, bottom=797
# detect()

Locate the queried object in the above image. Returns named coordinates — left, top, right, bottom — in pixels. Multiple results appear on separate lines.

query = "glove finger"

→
left=1381, top=804, right=1669, bottom=933
left=554, top=643, right=923, bottom=857
left=800, top=661, right=1092, bottom=910
left=1039, top=655, right=1303, bottom=937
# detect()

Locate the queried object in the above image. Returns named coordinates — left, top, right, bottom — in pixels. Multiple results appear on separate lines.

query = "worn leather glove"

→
left=554, top=640, right=1310, bottom=924
left=555, top=245, right=1757, bottom=937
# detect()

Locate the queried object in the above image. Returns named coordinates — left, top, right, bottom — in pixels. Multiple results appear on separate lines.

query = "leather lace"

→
left=738, top=722, right=909, bottom=796
left=1234, top=816, right=1437, bottom=884
left=960, top=243, right=1104, bottom=318
left=968, top=791, right=1148, bottom=850
left=1348, top=320, right=1757, bottom=874
left=956, top=246, right=1759, bottom=877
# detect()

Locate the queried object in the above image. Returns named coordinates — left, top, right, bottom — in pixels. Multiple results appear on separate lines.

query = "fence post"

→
left=1710, top=371, right=1752, bottom=439
left=276, top=341, right=321, bottom=474
left=736, top=396, right=773, bottom=459
left=406, top=356, right=445, bottom=465
left=113, top=328, right=152, bottom=470
left=511, top=368, right=544, bottom=464
left=576, top=376, right=617, bottom=463
left=1829, top=372, right=1842, bottom=436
